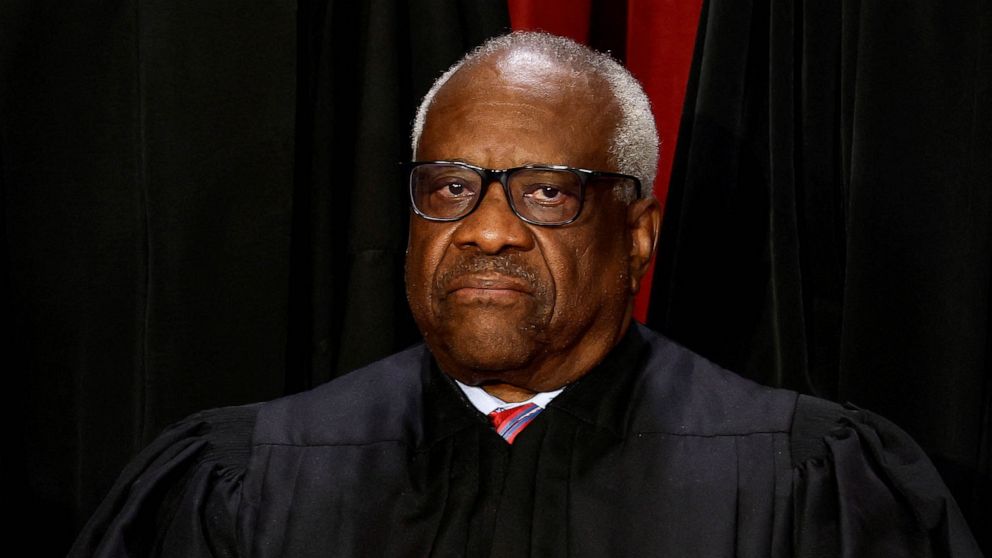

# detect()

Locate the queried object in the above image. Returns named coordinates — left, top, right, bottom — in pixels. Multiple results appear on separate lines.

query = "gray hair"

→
left=411, top=31, right=659, bottom=201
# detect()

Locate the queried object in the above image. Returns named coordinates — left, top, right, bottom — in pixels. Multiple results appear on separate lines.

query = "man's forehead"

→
left=415, top=46, right=623, bottom=173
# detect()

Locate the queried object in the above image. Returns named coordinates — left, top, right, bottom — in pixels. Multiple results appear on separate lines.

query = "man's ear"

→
left=627, top=196, right=661, bottom=294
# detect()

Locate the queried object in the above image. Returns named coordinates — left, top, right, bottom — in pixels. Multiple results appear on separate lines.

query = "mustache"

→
left=436, top=254, right=542, bottom=294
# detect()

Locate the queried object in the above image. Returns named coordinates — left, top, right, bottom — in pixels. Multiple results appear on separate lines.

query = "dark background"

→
left=1, top=0, right=989, bottom=555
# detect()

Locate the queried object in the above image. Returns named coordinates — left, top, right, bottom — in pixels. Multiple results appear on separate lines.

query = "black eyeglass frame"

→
left=406, top=160, right=642, bottom=226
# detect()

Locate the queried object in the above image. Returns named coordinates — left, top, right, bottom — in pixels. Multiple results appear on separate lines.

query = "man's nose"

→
left=451, top=182, right=535, bottom=254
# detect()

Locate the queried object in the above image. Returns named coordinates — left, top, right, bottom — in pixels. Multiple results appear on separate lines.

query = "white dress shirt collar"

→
left=454, top=380, right=564, bottom=415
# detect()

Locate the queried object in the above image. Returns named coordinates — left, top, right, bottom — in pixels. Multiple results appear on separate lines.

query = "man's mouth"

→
left=444, top=274, right=533, bottom=302
left=434, top=253, right=545, bottom=306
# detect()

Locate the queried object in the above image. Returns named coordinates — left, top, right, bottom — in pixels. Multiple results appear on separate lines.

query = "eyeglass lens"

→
left=410, top=163, right=583, bottom=224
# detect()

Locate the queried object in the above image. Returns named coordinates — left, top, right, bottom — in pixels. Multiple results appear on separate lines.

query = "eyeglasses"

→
left=407, top=161, right=641, bottom=226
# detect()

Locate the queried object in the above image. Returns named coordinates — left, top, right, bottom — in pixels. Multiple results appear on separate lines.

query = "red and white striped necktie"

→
left=488, top=403, right=542, bottom=444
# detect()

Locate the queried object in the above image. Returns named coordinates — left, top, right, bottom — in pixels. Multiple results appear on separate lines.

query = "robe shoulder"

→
left=789, top=395, right=984, bottom=557
left=68, top=345, right=433, bottom=558
left=253, top=343, right=430, bottom=447
left=68, top=404, right=259, bottom=558
left=630, top=326, right=982, bottom=556
left=627, top=325, right=799, bottom=436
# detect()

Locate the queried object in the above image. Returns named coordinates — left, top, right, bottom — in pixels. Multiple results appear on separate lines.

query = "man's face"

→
left=406, top=55, right=657, bottom=395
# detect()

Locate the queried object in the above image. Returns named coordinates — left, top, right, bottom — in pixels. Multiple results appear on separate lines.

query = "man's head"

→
left=405, top=32, right=661, bottom=401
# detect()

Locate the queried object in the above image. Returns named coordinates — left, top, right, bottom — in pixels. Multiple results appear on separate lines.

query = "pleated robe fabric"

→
left=69, top=324, right=983, bottom=557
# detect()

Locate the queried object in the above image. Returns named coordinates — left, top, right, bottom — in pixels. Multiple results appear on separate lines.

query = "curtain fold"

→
left=3, top=2, right=298, bottom=553
left=647, top=0, right=992, bottom=549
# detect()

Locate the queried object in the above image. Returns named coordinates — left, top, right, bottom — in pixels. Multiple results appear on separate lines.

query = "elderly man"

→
left=72, top=32, right=980, bottom=557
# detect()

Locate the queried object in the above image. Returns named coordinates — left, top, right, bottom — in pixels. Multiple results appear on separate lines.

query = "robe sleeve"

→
left=790, top=395, right=983, bottom=557
left=68, top=405, right=259, bottom=558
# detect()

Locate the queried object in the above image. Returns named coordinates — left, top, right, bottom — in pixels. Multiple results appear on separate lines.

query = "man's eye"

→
left=524, top=185, right=567, bottom=203
left=536, top=186, right=561, bottom=200
left=432, top=180, right=474, bottom=199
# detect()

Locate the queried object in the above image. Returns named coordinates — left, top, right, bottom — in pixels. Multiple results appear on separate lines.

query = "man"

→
left=71, top=32, right=981, bottom=557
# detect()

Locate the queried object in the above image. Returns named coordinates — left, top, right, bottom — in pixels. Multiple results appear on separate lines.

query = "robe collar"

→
left=420, top=324, right=650, bottom=448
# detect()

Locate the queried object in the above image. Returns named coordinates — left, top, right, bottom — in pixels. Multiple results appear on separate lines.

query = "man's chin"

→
left=430, top=321, right=545, bottom=375
left=423, top=301, right=551, bottom=372
left=441, top=330, right=537, bottom=368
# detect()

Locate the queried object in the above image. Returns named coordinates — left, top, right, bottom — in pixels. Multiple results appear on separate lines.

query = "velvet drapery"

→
left=647, top=0, right=991, bottom=550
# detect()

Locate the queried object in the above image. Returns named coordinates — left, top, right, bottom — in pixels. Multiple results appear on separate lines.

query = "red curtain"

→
left=508, top=0, right=703, bottom=322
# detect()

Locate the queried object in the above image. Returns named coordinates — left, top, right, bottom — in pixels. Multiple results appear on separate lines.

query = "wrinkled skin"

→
left=406, top=52, right=660, bottom=401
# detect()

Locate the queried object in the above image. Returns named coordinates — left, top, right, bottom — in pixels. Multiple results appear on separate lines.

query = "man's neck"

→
left=480, top=382, right=538, bottom=403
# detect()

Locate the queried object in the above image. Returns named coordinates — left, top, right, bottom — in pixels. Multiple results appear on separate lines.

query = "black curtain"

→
left=1, top=1, right=508, bottom=554
left=647, top=0, right=991, bottom=551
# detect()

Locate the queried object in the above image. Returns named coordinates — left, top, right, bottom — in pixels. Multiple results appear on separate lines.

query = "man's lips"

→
left=444, top=274, right=534, bottom=297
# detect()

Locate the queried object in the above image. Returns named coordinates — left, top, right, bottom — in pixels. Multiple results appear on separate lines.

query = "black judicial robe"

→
left=70, top=325, right=983, bottom=557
